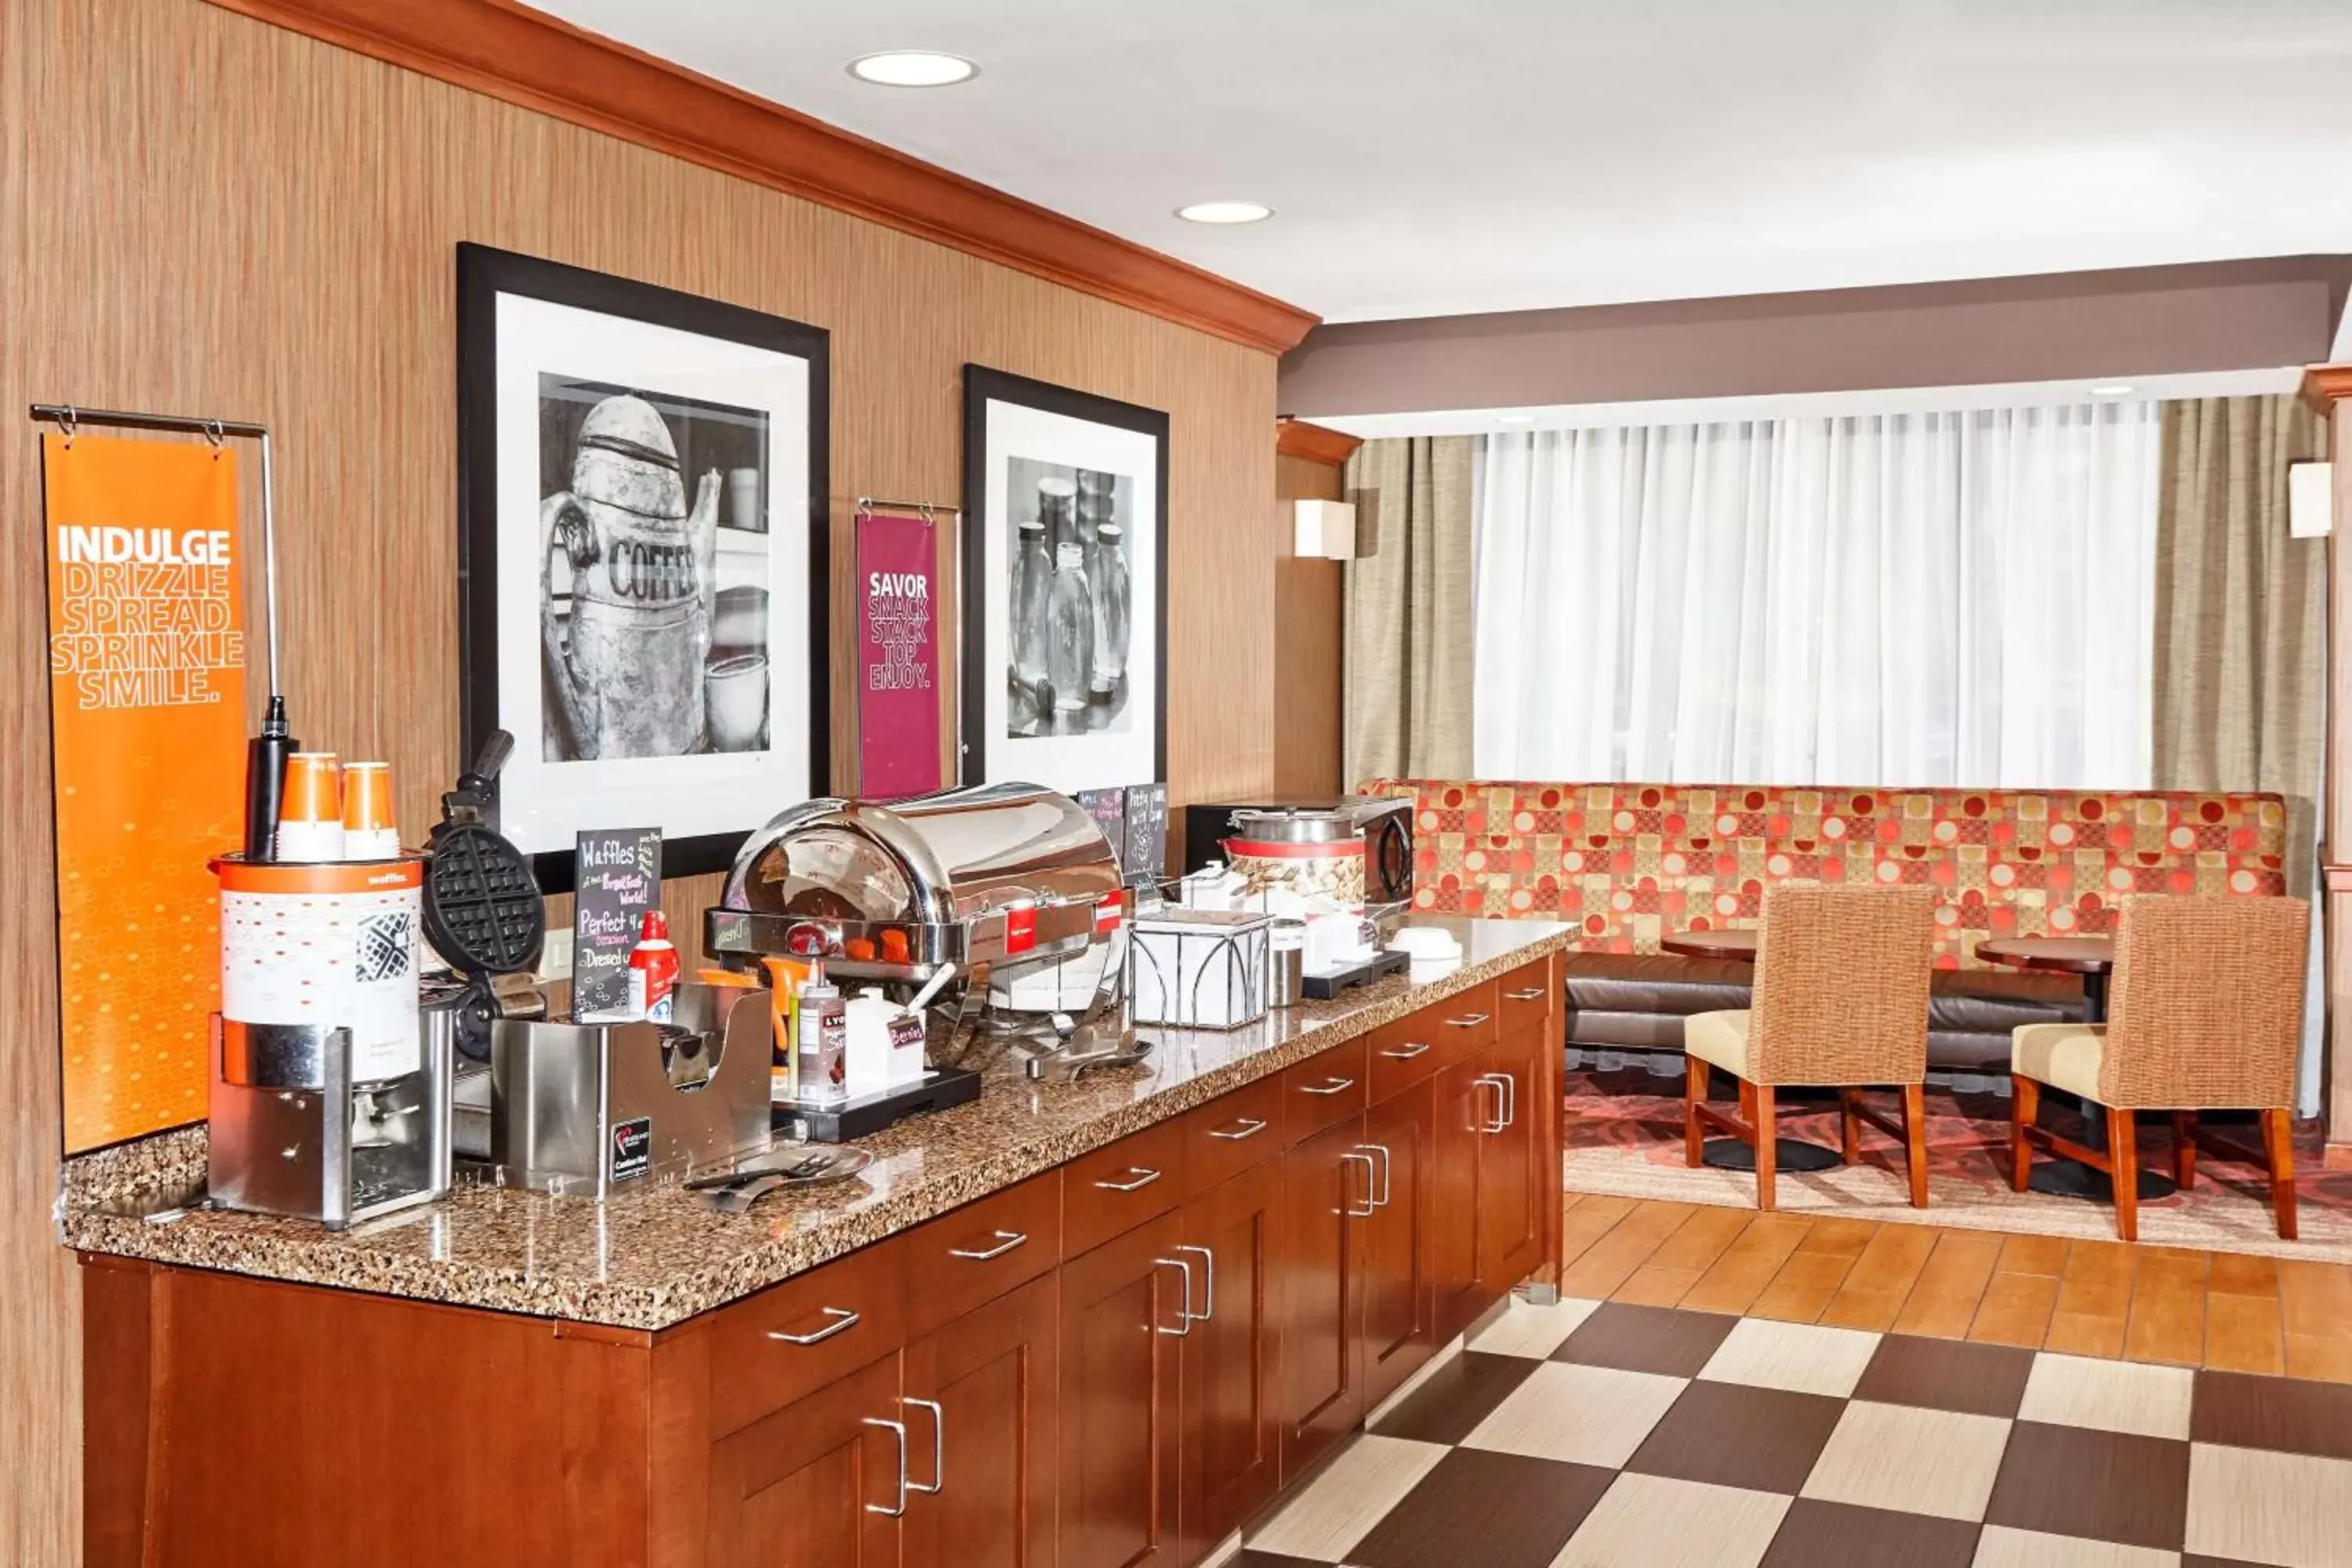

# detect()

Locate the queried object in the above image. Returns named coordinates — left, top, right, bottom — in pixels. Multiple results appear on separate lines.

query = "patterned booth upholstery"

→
left=1359, top=780, right=2291, bottom=1073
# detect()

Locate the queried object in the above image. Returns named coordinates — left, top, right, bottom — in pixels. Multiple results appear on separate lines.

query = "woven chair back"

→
left=2103, top=894, right=2308, bottom=1110
left=1750, top=883, right=1936, bottom=1087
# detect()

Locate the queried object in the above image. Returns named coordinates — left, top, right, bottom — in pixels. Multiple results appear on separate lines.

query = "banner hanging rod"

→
left=855, top=495, right=960, bottom=522
left=29, top=401, right=286, bottom=710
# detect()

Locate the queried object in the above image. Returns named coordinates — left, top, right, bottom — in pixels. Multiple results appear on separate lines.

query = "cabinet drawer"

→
left=1497, top=962, right=1555, bottom=1036
left=1185, top=1073, right=1287, bottom=1196
left=1367, top=1014, right=1449, bottom=1102
left=1064, top=1116, right=1188, bottom=1258
left=901, top=1171, right=1062, bottom=1339
left=1282, top=1038, right=1370, bottom=1144
left=1425, top=982, right=1501, bottom=1053
left=707, top=1236, right=906, bottom=1440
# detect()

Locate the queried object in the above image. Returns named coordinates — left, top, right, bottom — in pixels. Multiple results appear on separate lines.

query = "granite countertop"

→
left=58, top=917, right=1570, bottom=1330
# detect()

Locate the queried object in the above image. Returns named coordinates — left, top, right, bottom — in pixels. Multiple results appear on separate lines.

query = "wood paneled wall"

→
left=1274, top=452, right=1347, bottom=797
left=0, top=0, right=1278, bottom=1555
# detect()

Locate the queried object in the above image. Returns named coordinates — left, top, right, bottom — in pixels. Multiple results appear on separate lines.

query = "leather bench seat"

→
left=1562, top=953, right=2086, bottom=1073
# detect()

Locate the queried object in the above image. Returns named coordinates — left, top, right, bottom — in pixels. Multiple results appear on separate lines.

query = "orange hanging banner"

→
left=42, top=432, right=249, bottom=1153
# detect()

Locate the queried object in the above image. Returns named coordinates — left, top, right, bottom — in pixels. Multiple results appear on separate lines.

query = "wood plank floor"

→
left=1559, top=1193, right=2352, bottom=1379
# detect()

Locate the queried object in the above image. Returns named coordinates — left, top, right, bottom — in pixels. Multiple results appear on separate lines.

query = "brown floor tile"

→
left=2043, top=1240, right=2135, bottom=1359
left=1559, top=1201, right=1699, bottom=1300
left=1983, top=1421, right=2190, bottom=1551
left=2278, top=1258, right=2352, bottom=1346
left=1624, top=1380, right=1846, bottom=1494
left=1851, top=1334, right=2034, bottom=1418
left=1798, top=1217, right=1880, bottom=1260
left=1750, top=1247, right=1864, bottom=1324
left=1967, top=1270, right=2061, bottom=1349
left=1368, top=1352, right=1542, bottom=1446
left=1610, top=1264, right=1703, bottom=1308
left=2191, top=1369, right=2352, bottom=1461
left=2285, top=1334, right=2352, bottom=1384
left=2205, top=1251, right=2280, bottom=1298
left=1890, top=1232, right=2004, bottom=1339
left=1552, top=1302, right=1738, bottom=1378
left=1817, top=1225, right=1940, bottom=1332
left=2182, top=1557, right=2278, bottom=1567
left=1557, top=1196, right=1639, bottom=1270
left=1681, top=1214, right=1814, bottom=1315
left=2201, top=1291, right=2285, bottom=1376
left=1994, top=1234, right=2071, bottom=1278
left=1642, top=1206, right=1759, bottom=1275
left=1233, top=1555, right=1326, bottom=1568
left=2123, top=1248, right=2210, bottom=1367
left=1348, top=1448, right=1614, bottom=1568
left=1758, top=1498, right=1980, bottom=1568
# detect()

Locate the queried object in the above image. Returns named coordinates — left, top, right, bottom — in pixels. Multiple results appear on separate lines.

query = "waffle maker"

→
left=422, top=732, right=546, bottom=1057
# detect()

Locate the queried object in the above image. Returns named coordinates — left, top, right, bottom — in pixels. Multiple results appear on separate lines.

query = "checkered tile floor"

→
left=1239, top=1295, right=2352, bottom=1568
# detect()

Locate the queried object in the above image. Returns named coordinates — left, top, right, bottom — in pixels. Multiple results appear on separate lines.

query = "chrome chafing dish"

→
left=705, top=782, right=1131, bottom=1066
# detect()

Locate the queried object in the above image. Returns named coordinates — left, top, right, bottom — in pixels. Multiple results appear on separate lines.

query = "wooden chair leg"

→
left=1755, top=1085, right=1778, bottom=1212
left=1903, top=1083, right=1929, bottom=1209
left=1839, top=1089, right=1862, bottom=1165
left=2263, top=1107, right=2299, bottom=1242
left=2108, top=1107, right=2139, bottom=1243
left=2009, top=1075, right=2038, bottom=1193
left=2170, top=1111, right=2196, bottom=1190
left=1684, top=1058, right=1706, bottom=1168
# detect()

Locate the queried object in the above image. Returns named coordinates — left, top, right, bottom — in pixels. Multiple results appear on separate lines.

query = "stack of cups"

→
left=275, top=753, right=346, bottom=862
left=342, top=761, right=400, bottom=859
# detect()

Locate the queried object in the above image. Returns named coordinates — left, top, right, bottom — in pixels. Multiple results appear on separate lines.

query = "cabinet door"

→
left=1359, top=1081, right=1436, bottom=1413
left=1178, top=1161, right=1280, bottom=1561
left=1276, top=1114, right=1370, bottom=1482
left=1060, top=1210, right=1188, bottom=1568
left=902, top=1273, right=1058, bottom=1568
left=1429, top=1058, right=1487, bottom=1340
left=704, top=1354, right=903, bottom=1568
left=1477, top=1025, right=1548, bottom=1295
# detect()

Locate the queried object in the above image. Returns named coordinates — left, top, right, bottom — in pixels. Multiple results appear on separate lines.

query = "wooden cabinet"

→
left=1477, top=1023, right=1548, bottom=1295
left=902, top=1274, right=1059, bottom=1568
left=1275, top=1114, right=1370, bottom=1479
left=1431, top=1055, right=1490, bottom=1338
left=1359, top=1080, right=1437, bottom=1412
left=704, top=1356, right=905, bottom=1568
left=1177, top=1162, right=1281, bottom=1562
left=1058, top=1210, right=1188, bottom=1568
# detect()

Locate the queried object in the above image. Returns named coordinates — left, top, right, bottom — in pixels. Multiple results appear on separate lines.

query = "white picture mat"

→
left=493, top=292, right=814, bottom=855
left=979, top=397, right=1160, bottom=793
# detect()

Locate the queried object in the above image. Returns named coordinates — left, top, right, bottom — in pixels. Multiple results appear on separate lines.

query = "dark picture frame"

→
left=960, top=365, right=1169, bottom=793
left=456, top=243, right=830, bottom=891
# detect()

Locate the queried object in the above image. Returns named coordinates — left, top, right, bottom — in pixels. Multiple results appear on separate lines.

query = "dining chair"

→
left=2009, top=893, right=2308, bottom=1243
left=1682, top=884, right=1937, bottom=1211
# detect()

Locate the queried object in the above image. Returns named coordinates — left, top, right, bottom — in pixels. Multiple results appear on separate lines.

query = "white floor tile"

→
left=1468, top=1295, right=1602, bottom=1359
left=1972, top=1524, right=2180, bottom=1567
left=1462, top=1360, right=1688, bottom=1468
left=1799, top=1400, right=2013, bottom=1522
left=2015, top=1353, right=2194, bottom=1441
left=1246, top=1433, right=1448, bottom=1563
left=1697, top=1316, right=1882, bottom=1399
left=1552, top=1472, right=1791, bottom=1568
left=2185, top=1443, right=2352, bottom=1568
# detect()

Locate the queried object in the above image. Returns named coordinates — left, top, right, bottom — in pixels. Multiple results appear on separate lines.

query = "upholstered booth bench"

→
left=1359, top=780, right=2291, bottom=1077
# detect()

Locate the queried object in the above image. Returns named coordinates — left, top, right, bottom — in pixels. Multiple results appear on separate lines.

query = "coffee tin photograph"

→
left=456, top=244, right=830, bottom=888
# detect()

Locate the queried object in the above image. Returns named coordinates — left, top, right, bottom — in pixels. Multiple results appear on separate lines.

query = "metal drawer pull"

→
left=1473, top=1074, right=1508, bottom=1134
left=1174, top=1243, right=1217, bottom=1321
left=1153, top=1256, right=1196, bottom=1335
left=767, top=1305, right=860, bottom=1345
left=1094, top=1167, right=1163, bottom=1192
left=1500, top=1071, right=1518, bottom=1128
left=947, top=1229, right=1029, bottom=1261
left=862, top=1417, right=909, bottom=1516
left=1504, top=987, right=1548, bottom=1002
left=1446, top=1011, right=1493, bottom=1028
left=1379, top=1041, right=1432, bottom=1061
left=1209, top=1117, right=1268, bottom=1141
left=1301, top=1076, right=1356, bottom=1096
left=903, top=1398, right=945, bottom=1495
left=1339, top=1150, right=1378, bottom=1217
left=1358, top=1143, right=1392, bottom=1208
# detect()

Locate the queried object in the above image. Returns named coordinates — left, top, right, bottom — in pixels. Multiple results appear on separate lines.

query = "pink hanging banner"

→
left=855, top=511, right=944, bottom=800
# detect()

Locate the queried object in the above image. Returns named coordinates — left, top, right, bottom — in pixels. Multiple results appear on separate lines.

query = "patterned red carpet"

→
left=1562, top=1068, right=2352, bottom=1262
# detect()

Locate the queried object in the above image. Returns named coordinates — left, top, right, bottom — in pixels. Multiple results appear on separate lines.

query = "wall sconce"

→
left=1294, top=499, right=1365, bottom=560
left=2290, top=461, right=2333, bottom=538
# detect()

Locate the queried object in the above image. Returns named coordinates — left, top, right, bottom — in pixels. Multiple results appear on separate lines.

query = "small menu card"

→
left=573, top=827, right=662, bottom=1018
left=1123, top=783, right=1169, bottom=887
left=1076, top=787, right=1127, bottom=873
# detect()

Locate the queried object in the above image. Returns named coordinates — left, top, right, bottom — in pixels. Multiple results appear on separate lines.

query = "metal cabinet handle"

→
left=1379, top=1041, right=1431, bottom=1061
left=1339, top=1150, right=1378, bottom=1217
left=1094, top=1167, right=1163, bottom=1192
left=1173, top=1243, right=1216, bottom=1321
left=1501, top=1071, right=1518, bottom=1128
left=1504, top=987, right=1548, bottom=1002
left=1209, top=1117, right=1268, bottom=1141
left=1357, top=1143, right=1392, bottom=1208
left=1301, top=1076, right=1356, bottom=1096
left=1446, top=1012, right=1492, bottom=1028
left=947, top=1229, right=1029, bottom=1261
left=862, top=1417, right=909, bottom=1516
left=766, top=1305, right=860, bottom=1345
left=903, top=1398, right=945, bottom=1496
left=1153, top=1256, right=1196, bottom=1335
left=1475, top=1074, right=1511, bottom=1134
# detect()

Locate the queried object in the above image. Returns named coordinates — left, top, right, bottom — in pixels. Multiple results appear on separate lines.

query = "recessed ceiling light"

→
left=2089, top=383, right=2137, bottom=397
left=1497, top=413, right=1537, bottom=425
left=1176, top=201, right=1273, bottom=225
left=848, top=51, right=978, bottom=87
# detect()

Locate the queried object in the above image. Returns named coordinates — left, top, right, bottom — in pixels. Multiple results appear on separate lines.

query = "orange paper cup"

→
left=342, top=760, right=394, bottom=833
left=282, top=752, right=342, bottom=825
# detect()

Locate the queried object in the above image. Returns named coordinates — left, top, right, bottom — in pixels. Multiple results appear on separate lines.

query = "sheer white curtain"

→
left=1472, top=403, right=2161, bottom=789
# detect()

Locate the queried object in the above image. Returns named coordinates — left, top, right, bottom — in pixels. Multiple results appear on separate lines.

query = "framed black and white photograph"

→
left=457, top=243, right=829, bottom=888
left=960, top=365, right=1167, bottom=793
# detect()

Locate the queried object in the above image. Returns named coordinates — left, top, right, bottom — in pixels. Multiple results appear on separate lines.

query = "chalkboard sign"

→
left=573, top=827, right=662, bottom=1018
left=1123, top=783, right=1168, bottom=887
left=1076, top=788, right=1127, bottom=873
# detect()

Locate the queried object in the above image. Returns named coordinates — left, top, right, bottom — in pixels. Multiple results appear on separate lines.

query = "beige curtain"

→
left=2152, top=394, right=2328, bottom=884
left=1342, top=436, right=1476, bottom=786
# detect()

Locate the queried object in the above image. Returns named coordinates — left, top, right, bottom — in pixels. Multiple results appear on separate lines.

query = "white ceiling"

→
left=533, top=0, right=2352, bottom=325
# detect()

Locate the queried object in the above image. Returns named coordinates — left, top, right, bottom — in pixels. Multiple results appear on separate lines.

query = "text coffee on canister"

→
left=212, top=855, right=423, bottom=1082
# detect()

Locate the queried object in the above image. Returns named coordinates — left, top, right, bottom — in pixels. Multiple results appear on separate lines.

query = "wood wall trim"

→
left=2300, top=363, right=2352, bottom=412
left=198, top=0, right=1319, bottom=356
left=1275, top=417, right=1363, bottom=466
